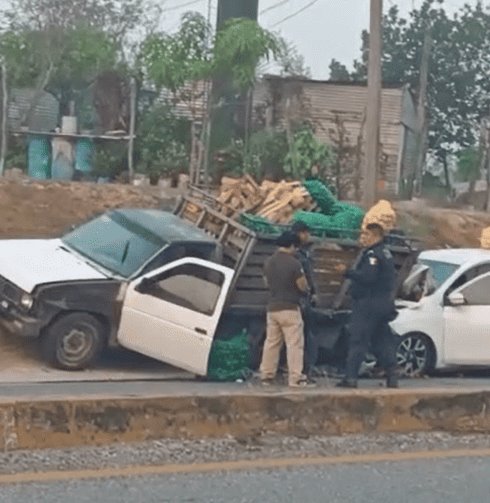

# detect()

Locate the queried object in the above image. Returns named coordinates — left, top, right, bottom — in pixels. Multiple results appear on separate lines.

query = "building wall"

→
left=146, top=81, right=208, bottom=124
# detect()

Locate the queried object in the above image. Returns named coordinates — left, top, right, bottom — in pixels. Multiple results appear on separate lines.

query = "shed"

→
left=253, top=76, right=419, bottom=197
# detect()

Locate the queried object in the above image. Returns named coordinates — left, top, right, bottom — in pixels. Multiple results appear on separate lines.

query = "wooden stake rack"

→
left=173, top=194, right=257, bottom=294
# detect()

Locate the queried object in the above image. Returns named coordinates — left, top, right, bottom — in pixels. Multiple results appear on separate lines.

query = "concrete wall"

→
left=2, top=390, right=490, bottom=451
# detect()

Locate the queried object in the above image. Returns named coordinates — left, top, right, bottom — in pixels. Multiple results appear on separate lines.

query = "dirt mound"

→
left=0, top=180, right=173, bottom=239
left=395, top=200, right=490, bottom=248
left=0, top=180, right=488, bottom=249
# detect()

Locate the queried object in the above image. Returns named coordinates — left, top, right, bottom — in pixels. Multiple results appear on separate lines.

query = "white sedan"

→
left=391, top=248, right=490, bottom=376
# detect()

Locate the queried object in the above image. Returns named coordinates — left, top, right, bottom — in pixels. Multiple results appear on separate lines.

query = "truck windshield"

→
left=419, top=259, right=459, bottom=289
left=61, top=213, right=164, bottom=278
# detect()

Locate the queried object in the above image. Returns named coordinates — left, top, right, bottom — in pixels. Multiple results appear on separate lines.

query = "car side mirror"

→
left=135, top=277, right=152, bottom=294
left=448, top=291, right=466, bottom=306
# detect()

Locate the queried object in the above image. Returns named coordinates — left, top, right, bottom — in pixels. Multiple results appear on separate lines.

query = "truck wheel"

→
left=42, top=313, right=106, bottom=370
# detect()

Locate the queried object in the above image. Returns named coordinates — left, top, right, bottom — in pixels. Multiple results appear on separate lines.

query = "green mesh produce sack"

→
left=330, top=202, right=365, bottom=238
left=303, top=180, right=337, bottom=214
left=207, top=330, right=249, bottom=382
left=293, top=204, right=365, bottom=239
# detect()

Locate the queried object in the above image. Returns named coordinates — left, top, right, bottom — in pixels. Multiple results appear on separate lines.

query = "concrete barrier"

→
left=1, top=388, right=490, bottom=451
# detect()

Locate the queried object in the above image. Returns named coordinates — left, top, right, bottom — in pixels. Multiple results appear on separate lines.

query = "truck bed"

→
left=174, top=190, right=419, bottom=312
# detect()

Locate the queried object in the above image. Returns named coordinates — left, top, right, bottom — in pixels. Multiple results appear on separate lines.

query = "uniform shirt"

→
left=346, top=241, right=396, bottom=300
left=296, top=245, right=316, bottom=295
left=264, top=250, right=305, bottom=311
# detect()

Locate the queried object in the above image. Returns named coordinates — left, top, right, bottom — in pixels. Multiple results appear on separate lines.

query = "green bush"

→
left=136, top=103, right=190, bottom=181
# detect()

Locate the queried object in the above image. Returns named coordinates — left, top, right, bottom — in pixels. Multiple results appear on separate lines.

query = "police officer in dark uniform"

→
left=291, top=221, right=319, bottom=381
left=337, top=223, right=399, bottom=389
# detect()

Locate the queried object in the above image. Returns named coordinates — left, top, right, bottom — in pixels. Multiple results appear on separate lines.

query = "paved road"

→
left=1, top=453, right=489, bottom=502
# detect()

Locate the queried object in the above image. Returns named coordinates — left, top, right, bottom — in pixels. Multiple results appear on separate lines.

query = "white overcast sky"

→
left=160, top=0, right=482, bottom=79
left=0, top=0, right=482, bottom=79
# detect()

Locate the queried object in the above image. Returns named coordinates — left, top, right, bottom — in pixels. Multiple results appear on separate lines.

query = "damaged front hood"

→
left=0, top=239, right=109, bottom=293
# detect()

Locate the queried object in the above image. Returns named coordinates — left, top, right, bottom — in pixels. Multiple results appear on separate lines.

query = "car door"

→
left=443, top=272, right=490, bottom=365
left=117, top=257, right=234, bottom=376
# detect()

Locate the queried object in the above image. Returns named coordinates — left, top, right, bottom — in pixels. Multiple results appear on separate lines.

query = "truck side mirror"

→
left=447, top=291, right=465, bottom=306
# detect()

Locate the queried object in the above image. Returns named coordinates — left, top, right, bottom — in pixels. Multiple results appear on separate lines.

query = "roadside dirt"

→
left=0, top=179, right=485, bottom=247
left=395, top=199, right=490, bottom=248
left=0, top=180, right=171, bottom=239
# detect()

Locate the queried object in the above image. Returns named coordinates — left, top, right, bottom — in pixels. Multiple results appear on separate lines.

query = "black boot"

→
left=336, top=379, right=358, bottom=389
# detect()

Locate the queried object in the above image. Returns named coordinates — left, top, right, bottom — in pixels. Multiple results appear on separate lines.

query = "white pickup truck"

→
left=0, top=208, right=236, bottom=375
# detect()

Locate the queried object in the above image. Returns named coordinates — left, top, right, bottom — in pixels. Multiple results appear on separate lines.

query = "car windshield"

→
left=419, top=259, right=459, bottom=289
left=62, top=212, right=165, bottom=278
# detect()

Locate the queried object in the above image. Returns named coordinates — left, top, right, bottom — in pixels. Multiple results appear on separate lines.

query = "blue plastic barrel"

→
left=75, top=138, right=94, bottom=174
left=27, top=136, right=51, bottom=179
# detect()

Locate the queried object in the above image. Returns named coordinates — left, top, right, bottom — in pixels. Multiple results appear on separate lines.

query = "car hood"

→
left=0, top=239, right=109, bottom=293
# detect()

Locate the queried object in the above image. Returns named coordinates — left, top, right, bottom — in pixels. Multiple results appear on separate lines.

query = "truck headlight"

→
left=20, top=293, right=33, bottom=311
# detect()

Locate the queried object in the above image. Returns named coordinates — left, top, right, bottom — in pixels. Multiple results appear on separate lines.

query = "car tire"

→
left=42, top=312, right=107, bottom=370
left=396, top=332, right=436, bottom=377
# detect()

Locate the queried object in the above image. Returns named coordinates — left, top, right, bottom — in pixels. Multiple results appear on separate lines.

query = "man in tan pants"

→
left=260, top=231, right=315, bottom=388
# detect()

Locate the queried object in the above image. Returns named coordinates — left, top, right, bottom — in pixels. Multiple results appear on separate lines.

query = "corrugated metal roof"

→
left=262, top=74, right=405, bottom=89
left=8, top=88, right=59, bottom=132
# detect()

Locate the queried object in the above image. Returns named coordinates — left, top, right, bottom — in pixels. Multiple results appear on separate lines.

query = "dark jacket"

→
left=296, top=245, right=316, bottom=296
left=346, top=241, right=396, bottom=301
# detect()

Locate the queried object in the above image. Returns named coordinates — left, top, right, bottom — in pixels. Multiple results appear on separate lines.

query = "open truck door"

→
left=117, top=257, right=234, bottom=376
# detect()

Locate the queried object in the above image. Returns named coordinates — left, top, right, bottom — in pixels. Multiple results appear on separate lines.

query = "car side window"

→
left=457, top=273, right=490, bottom=306
left=446, top=263, right=490, bottom=296
left=147, top=263, right=225, bottom=315
left=141, top=244, right=216, bottom=276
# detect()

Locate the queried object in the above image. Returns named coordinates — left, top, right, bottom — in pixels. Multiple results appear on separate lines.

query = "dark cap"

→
left=276, top=231, right=300, bottom=248
left=291, top=221, right=310, bottom=234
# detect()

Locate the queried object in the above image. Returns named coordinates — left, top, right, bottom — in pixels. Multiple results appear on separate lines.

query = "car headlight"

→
left=20, top=293, right=33, bottom=311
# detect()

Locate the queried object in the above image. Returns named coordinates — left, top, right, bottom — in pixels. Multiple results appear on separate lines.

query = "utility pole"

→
left=363, top=0, right=383, bottom=208
left=127, top=77, right=137, bottom=182
left=414, top=31, right=432, bottom=197
left=482, top=118, right=490, bottom=212
left=0, top=60, right=7, bottom=177
left=210, top=0, right=259, bottom=166
left=201, top=0, right=213, bottom=188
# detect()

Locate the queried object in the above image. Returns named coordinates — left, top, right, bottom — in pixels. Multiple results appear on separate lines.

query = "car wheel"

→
left=396, top=333, right=435, bottom=377
left=42, top=313, right=107, bottom=370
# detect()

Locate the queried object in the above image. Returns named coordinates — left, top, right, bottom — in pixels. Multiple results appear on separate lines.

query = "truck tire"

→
left=42, top=312, right=106, bottom=370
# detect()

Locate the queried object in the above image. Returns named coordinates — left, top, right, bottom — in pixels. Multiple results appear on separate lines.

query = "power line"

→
left=260, top=0, right=289, bottom=16
left=271, top=0, right=320, bottom=28
left=162, top=0, right=203, bottom=13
